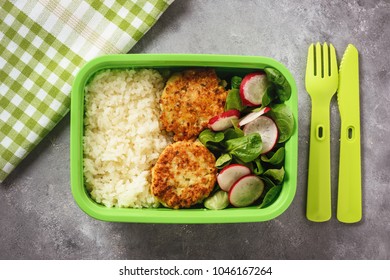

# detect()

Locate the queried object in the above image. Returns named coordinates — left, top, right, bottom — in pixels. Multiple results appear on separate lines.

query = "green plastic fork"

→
left=305, top=42, right=338, bottom=222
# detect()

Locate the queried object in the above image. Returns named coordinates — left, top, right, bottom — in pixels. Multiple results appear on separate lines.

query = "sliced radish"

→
left=239, top=72, right=268, bottom=106
left=217, top=164, right=251, bottom=192
left=208, top=109, right=240, bottom=131
left=238, top=106, right=271, bottom=127
left=243, top=116, right=278, bottom=154
left=229, top=175, right=264, bottom=207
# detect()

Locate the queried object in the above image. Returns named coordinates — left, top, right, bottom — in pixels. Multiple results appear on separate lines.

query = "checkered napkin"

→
left=0, top=0, right=174, bottom=182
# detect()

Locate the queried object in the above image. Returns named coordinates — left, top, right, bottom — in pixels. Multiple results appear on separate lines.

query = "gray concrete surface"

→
left=1, top=0, right=389, bottom=259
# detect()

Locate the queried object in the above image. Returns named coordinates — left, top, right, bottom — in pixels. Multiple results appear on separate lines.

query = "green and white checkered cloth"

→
left=0, top=0, right=174, bottom=182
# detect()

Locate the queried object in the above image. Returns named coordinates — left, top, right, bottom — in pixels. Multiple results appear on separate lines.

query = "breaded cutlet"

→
left=159, top=68, right=227, bottom=141
left=151, top=141, right=217, bottom=209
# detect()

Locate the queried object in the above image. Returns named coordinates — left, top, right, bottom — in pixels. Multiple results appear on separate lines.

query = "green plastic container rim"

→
left=70, top=54, right=298, bottom=224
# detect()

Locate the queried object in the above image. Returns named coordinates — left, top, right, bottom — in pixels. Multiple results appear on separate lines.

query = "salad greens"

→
left=267, top=104, right=294, bottom=143
left=204, top=190, right=230, bottom=210
left=198, top=130, right=262, bottom=163
left=198, top=129, right=224, bottom=145
left=264, top=68, right=291, bottom=102
left=215, top=153, right=232, bottom=169
left=231, top=76, right=243, bottom=89
left=199, top=67, right=294, bottom=209
left=261, top=67, right=292, bottom=105
left=225, top=89, right=244, bottom=111
left=261, top=147, right=285, bottom=166
left=263, top=167, right=285, bottom=185
left=257, top=182, right=282, bottom=209
left=224, top=133, right=262, bottom=163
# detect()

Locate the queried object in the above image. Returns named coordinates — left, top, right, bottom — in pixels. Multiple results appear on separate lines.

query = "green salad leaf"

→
left=231, top=76, right=242, bottom=89
left=263, top=166, right=285, bottom=185
left=252, top=158, right=264, bottom=175
left=258, top=183, right=282, bottom=209
left=267, top=104, right=294, bottom=143
left=261, top=147, right=285, bottom=166
left=216, top=153, right=232, bottom=169
left=264, top=67, right=291, bottom=102
left=261, top=85, right=276, bottom=107
left=225, top=88, right=244, bottom=111
left=204, top=190, right=230, bottom=210
left=223, top=127, right=241, bottom=140
left=198, top=129, right=225, bottom=153
left=225, top=133, right=262, bottom=163
left=199, top=129, right=224, bottom=145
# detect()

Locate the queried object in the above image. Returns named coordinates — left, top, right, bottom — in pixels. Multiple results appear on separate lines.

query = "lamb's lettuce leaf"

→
left=225, top=88, right=244, bottom=111
left=264, top=67, right=291, bottom=102
left=267, top=104, right=294, bottom=143
left=225, top=133, right=262, bottom=163
left=261, top=147, right=285, bottom=166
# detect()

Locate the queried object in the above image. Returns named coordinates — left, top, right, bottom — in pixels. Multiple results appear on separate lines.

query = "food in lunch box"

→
left=83, top=69, right=172, bottom=208
left=243, top=116, right=279, bottom=154
left=197, top=68, right=294, bottom=210
left=239, top=71, right=269, bottom=106
left=83, top=66, right=294, bottom=210
left=229, top=175, right=265, bottom=207
left=217, top=164, right=251, bottom=192
left=159, top=68, right=228, bottom=141
left=208, top=109, right=241, bottom=131
left=151, top=141, right=217, bottom=209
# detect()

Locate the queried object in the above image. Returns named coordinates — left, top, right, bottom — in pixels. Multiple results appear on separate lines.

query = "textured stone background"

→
left=1, top=0, right=389, bottom=259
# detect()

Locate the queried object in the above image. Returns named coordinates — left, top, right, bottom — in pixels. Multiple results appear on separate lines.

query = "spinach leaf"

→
left=225, top=133, right=262, bottom=163
left=223, top=127, right=243, bottom=141
left=198, top=129, right=225, bottom=153
left=267, top=104, right=294, bottom=143
left=261, top=176, right=277, bottom=188
left=258, top=184, right=282, bottom=208
left=261, top=147, right=285, bottom=166
left=264, top=67, right=291, bottom=102
left=223, top=119, right=244, bottom=142
left=225, top=88, right=244, bottom=111
left=253, top=158, right=264, bottom=175
left=216, top=153, right=232, bottom=169
left=263, top=166, right=285, bottom=185
left=262, top=85, right=276, bottom=107
left=198, top=129, right=224, bottom=146
left=231, top=76, right=242, bottom=89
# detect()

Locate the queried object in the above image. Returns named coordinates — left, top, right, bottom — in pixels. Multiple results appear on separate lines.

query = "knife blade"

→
left=336, top=44, right=362, bottom=223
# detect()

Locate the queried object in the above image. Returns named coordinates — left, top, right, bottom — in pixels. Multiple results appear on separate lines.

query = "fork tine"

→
left=306, top=43, right=314, bottom=75
left=329, top=44, right=338, bottom=76
left=323, top=42, right=329, bottom=77
left=314, top=42, right=322, bottom=77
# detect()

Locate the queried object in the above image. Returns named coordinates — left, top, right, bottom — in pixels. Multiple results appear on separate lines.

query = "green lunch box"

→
left=70, top=54, right=298, bottom=224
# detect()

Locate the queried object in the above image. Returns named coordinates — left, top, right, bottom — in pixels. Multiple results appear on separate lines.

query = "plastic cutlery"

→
left=336, top=44, right=362, bottom=223
left=305, top=42, right=338, bottom=222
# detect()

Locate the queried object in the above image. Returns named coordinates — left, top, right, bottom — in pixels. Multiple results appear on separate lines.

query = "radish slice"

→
left=243, top=116, right=278, bottom=154
left=238, top=106, right=271, bottom=127
left=239, top=72, right=268, bottom=106
left=229, top=175, right=264, bottom=207
left=208, top=109, right=240, bottom=131
left=217, top=164, right=251, bottom=192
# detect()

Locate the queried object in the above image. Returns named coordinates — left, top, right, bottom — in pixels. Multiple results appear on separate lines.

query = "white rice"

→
left=83, top=69, right=171, bottom=208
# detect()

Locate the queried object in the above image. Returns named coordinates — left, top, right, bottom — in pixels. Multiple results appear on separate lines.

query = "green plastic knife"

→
left=337, top=44, right=362, bottom=223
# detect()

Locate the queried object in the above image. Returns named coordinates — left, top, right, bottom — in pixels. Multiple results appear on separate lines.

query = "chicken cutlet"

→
left=151, top=141, right=217, bottom=209
left=160, top=68, right=227, bottom=141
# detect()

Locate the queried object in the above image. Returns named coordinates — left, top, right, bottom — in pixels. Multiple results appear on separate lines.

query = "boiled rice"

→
left=83, top=69, right=171, bottom=208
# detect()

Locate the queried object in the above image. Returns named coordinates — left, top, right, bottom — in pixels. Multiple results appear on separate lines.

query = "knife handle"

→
left=337, top=121, right=362, bottom=223
left=306, top=99, right=332, bottom=222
